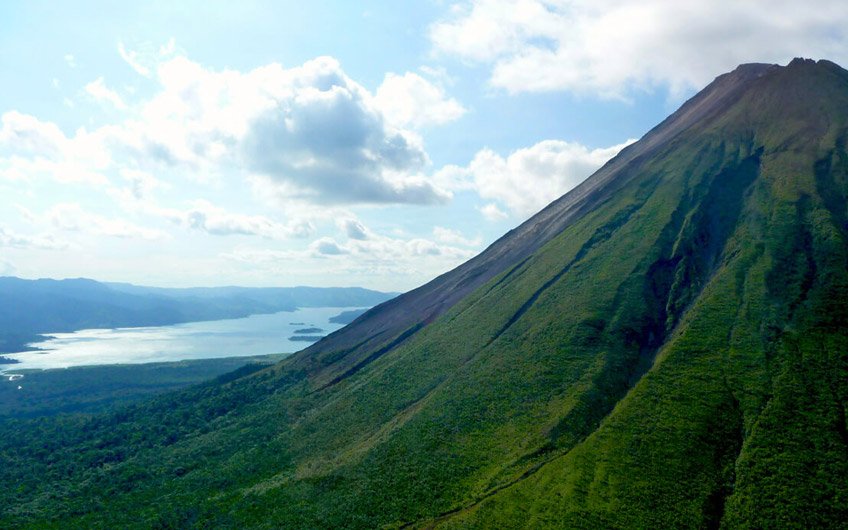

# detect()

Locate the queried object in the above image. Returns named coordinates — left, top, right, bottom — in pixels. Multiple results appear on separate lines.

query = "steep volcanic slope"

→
left=2, top=59, right=847, bottom=529
left=438, top=59, right=848, bottom=529
left=291, top=61, right=779, bottom=385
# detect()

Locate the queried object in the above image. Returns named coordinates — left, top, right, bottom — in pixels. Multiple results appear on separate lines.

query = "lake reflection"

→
left=1, top=307, right=362, bottom=372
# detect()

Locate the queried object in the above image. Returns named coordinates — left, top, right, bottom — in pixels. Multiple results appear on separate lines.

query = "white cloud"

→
left=374, top=71, right=466, bottom=128
left=341, top=230, right=476, bottom=262
left=89, top=53, right=449, bottom=205
left=159, top=38, right=176, bottom=56
left=0, top=156, right=108, bottom=185
left=0, top=258, right=15, bottom=275
left=118, top=168, right=166, bottom=200
left=433, top=226, right=481, bottom=247
left=479, top=202, right=508, bottom=221
left=15, top=204, right=36, bottom=223
left=431, top=0, right=848, bottom=97
left=3, top=47, right=458, bottom=221
left=0, top=112, right=110, bottom=185
left=85, top=77, right=128, bottom=110
left=118, top=42, right=151, bottom=77
left=310, top=237, right=349, bottom=256
left=236, top=57, right=445, bottom=204
left=64, top=54, right=76, bottom=68
left=0, top=226, right=68, bottom=250
left=0, top=111, right=67, bottom=159
left=182, top=200, right=315, bottom=239
left=103, top=172, right=319, bottom=242
left=224, top=227, right=479, bottom=288
left=432, top=0, right=552, bottom=63
left=0, top=43, right=485, bottom=288
left=48, top=203, right=167, bottom=240
left=338, top=218, right=369, bottom=240
left=439, top=138, right=635, bottom=218
left=117, top=39, right=179, bottom=78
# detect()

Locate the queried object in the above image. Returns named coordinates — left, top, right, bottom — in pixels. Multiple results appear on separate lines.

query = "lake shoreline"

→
left=0, top=353, right=288, bottom=418
left=1, top=306, right=367, bottom=373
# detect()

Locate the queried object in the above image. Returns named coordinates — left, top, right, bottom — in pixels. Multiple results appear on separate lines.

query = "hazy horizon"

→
left=0, top=274, right=401, bottom=291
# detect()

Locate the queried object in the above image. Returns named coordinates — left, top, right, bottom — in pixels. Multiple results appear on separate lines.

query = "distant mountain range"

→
left=3, top=59, right=848, bottom=527
left=0, top=276, right=396, bottom=354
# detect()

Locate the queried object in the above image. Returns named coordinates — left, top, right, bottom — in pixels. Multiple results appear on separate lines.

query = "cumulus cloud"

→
left=374, top=71, right=466, bottom=128
left=118, top=39, right=179, bottom=78
left=111, top=54, right=449, bottom=205
left=15, top=205, right=36, bottom=223
left=439, top=138, right=634, bottom=218
left=0, top=111, right=110, bottom=184
left=85, top=77, right=127, bottom=109
left=239, top=59, right=446, bottom=204
left=310, top=237, right=349, bottom=256
left=105, top=183, right=316, bottom=241
left=4, top=49, right=455, bottom=208
left=0, top=226, right=68, bottom=250
left=224, top=227, right=479, bottom=287
left=0, top=258, right=15, bottom=275
left=338, top=218, right=369, bottom=240
left=118, top=42, right=152, bottom=77
left=479, top=202, right=508, bottom=221
left=0, top=111, right=67, bottom=159
left=48, top=203, right=167, bottom=240
left=0, top=50, right=461, bottom=286
left=431, top=0, right=848, bottom=97
left=118, top=168, right=166, bottom=200
left=433, top=226, right=482, bottom=247
left=182, top=200, right=314, bottom=239
left=331, top=230, right=476, bottom=262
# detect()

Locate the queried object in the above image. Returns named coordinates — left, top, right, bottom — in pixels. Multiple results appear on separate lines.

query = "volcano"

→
left=3, top=58, right=847, bottom=528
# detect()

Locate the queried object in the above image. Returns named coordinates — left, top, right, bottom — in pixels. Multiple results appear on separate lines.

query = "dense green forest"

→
left=1, top=59, right=847, bottom=528
left=0, top=354, right=283, bottom=418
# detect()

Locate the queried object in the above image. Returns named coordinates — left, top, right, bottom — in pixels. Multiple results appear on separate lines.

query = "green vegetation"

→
left=0, top=354, right=284, bottom=418
left=1, top=59, right=847, bottom=528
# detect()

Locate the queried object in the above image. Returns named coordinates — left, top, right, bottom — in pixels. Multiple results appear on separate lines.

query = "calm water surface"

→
left=1, top=307, right=362, bottom=372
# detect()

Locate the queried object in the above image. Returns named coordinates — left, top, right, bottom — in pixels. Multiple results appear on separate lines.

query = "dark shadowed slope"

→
left=2, top=59, right=847, bottom=529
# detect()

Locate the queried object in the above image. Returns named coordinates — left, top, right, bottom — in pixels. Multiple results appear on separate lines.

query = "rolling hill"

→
left=1, top=58, right=847, bottom=528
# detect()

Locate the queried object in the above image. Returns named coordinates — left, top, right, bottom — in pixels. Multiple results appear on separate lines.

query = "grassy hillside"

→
left=1, top=59, right=846, bottom=528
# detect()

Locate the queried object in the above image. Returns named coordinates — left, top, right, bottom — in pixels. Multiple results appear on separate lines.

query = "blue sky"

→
left=2, top=0, right=847, bottom=291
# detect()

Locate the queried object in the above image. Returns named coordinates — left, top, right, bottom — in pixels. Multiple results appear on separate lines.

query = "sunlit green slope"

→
left=1, top=58, right=846, bottom=529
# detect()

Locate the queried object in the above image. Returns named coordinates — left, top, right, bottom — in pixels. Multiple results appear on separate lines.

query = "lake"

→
left=0, top=306, right=363, bottom=373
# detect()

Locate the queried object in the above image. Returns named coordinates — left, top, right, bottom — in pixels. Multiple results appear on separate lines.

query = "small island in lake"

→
left=293, top=327, right=324, bottom=334
left=288, top=335, right=324, bottom=342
